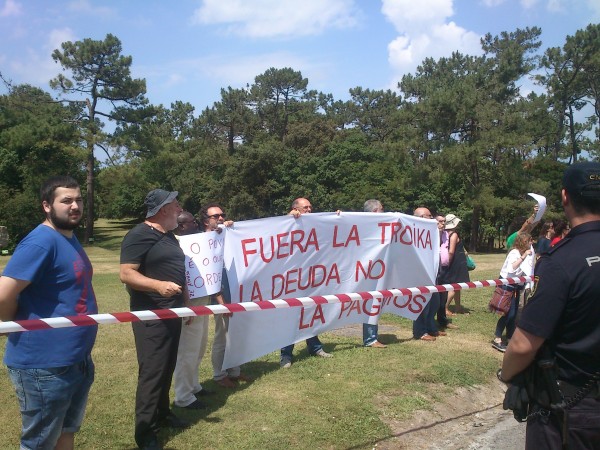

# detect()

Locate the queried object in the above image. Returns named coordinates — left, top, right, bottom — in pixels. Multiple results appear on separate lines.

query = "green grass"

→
left=0, top=221, right=508, bottom=449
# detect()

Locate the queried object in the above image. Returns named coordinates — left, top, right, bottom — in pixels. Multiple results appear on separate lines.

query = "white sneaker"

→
left=314, top=349, right=333, bottom=358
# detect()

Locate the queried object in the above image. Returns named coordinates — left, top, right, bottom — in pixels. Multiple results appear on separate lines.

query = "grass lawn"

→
left=0, top=220, right=509, bottom=449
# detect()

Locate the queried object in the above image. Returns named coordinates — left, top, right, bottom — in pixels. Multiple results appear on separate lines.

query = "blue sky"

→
left=1, top=0, right=598, bottom=113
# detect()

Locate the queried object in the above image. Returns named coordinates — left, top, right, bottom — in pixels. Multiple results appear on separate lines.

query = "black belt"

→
left=558, top=380, right=600, bottom=399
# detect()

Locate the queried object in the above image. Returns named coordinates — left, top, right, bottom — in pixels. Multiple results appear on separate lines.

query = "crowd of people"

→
left=1, top=161, right=599, bottom=449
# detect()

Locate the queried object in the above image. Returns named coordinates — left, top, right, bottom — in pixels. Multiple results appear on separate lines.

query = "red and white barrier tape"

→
left=0, top=277, right=532, bottom=334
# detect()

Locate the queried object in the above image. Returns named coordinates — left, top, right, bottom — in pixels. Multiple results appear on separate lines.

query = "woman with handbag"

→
left=491, top=232, right=534, bottom=352
left=443, top=214, right=470, bottom=315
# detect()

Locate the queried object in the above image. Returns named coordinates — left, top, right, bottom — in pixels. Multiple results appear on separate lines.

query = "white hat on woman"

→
left=445, top=214, right=461, bottom=230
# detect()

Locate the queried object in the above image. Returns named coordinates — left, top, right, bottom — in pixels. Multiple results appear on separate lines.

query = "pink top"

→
left=440, top=230, right=449, bottom=266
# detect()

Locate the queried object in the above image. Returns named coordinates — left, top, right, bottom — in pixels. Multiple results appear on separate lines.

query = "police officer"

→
left=500, top=162, right=600, bottom=449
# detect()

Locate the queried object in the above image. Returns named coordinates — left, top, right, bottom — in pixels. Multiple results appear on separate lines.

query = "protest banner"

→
left=221, top=212, right=439, bottom=369
left=178, top=230, right=225, bottom=298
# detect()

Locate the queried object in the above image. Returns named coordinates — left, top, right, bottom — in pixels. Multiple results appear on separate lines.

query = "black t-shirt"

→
left=518, top=220, right=600, bottom=385
left=120, top=222, right=186, bottom=311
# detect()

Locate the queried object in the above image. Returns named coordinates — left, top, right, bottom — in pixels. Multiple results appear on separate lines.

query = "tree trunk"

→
left=84, top=141, right=94, bottom=244
left=469, top=205, right=480, bottom=252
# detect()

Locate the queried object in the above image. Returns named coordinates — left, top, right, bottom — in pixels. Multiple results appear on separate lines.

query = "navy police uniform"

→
left=518, top=220, right=600, bottom=449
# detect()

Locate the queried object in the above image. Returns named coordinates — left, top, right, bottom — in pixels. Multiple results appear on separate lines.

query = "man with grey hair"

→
left=362, top=199, right=387, bottom=348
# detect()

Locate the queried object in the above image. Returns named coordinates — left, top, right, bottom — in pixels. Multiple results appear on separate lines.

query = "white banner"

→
left=178, top=230, right=225, bottom=298
left=221, top=212, right=439, bottom=369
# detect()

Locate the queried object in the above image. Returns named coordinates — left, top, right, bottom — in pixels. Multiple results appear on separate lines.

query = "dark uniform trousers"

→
left=132, top=317, right=182, bottom=447
left=526, top=396, right=600, bottom=450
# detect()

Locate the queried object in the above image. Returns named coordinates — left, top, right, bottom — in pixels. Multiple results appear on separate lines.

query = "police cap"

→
left=563, top=162, right=600, bottom=198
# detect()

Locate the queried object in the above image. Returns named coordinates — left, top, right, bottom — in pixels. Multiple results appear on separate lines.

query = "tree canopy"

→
left=1, top=25, right=599, bottom=251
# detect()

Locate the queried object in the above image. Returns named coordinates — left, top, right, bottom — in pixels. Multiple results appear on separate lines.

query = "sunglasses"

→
left=208, top=213, right=226, bottom=220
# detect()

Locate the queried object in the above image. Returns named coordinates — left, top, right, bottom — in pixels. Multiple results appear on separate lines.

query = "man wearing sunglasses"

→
left=172, top=211, right=214, bottom=410
left=199, top=203, right=251, bottom=388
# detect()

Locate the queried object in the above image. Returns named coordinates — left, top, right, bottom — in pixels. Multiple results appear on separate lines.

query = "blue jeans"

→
left=7, top=354, right=95, bottom=450
left=363, top=324, right=378, bottom=346
left=281, top=336, right=323, bottom=361
left=495, top=288, right=520, bottom=340
left=413, top=293, right=440, bottom=338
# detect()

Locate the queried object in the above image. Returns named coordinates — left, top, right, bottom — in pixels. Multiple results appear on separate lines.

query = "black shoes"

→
left=159, top=412, right=191, bottom=429
left=140, top=436, right=163, bottom=450
left=195, top=388, right=215, bottom=397
left=182, top=399, right=207, bottom=410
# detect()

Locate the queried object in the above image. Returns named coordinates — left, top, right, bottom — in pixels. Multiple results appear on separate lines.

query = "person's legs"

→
left=494, top=315, right=508, bottom=340
left=306, top=336, right=323, bottom=355
left=212, top=315, right=229, bottom=381
left=133, top=318, right=182, bottom=448
left=7, top=355, right=94, bottom=450
left=174, top=315, right=207, bottom=407
left=426, top=293, right=440, bottom=335
left=363, top=323, right=378, bottom=346
left=446, top=290, right=456, bottom=315
left=280, top=343, right=294, bottom=367
left=505, top=292, right=521, bottom=340
left=437, top=290, right=449, bottom=328
left=55, top=432, right=74, bottom=450
left=413, top=299, right=433, bottom=339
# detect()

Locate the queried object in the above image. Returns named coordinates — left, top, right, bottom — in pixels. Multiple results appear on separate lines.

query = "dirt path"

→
left=330, top=324, right=526, bottom=449
left=373, top=383, right=525, bottom=449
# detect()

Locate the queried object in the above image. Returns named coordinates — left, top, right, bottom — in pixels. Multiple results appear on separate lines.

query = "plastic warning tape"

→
left=0, top=276, right=532, bottom=334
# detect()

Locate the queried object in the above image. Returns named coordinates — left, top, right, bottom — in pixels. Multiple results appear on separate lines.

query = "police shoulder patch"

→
left=529, top=275, right=539, bottom=298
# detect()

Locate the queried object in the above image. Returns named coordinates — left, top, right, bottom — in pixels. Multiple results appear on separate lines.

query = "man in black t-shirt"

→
left=501, top=162, right=600, bottom=449
left=120, top=189, right=188, bottom=450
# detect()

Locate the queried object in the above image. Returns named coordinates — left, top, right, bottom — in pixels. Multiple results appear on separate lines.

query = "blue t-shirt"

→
left=3, top=224, right=98, bottom=368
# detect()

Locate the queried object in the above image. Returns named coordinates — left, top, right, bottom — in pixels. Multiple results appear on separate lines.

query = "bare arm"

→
left=511, top=249, right=533, bottom=271
left=519, top=205, right=540, bottom=234
left=447, top=232, right=458, bottom=265
left=501, top=327, right=545, bottom=381
left=119, top=263, right=182, bottom=298
left=0, top=276, right=30, bottom=321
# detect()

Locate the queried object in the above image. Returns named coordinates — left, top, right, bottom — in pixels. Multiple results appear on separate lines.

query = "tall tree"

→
left=536, top=24, right=599, bottom=162
left=400, top=28, right=543, bottom=250
left=205, top=87, right=253, bottom=154
left=50, top=33, right=150, bottom=243
left=0, top=82, right=84, bottom=246
left=347, top=87, right=404, bottom=142
left=249, top=67, right=308, bottom=141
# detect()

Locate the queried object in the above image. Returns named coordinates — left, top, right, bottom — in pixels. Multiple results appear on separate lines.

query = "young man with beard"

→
left=0, top=176, right=98, bottom=450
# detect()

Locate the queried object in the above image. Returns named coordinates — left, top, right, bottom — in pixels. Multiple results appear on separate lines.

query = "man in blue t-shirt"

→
left=0, top=175, right=97, bottom=450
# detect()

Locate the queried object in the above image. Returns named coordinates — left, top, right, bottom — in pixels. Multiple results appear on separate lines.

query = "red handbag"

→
left=488, top=286, right=515, bottom=315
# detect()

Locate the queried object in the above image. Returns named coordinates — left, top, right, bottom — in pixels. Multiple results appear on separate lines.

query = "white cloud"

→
left=8, top=28, right=78, bottom=86
left=382, top=0, right=482, bottom=88
left=138, top=50, right=332, bottom=109
left=0, top=0, right=22, bottom=17
left=47, top=27, right=78, bottom=53
left=67, top=0, right=116, bottom=18
left=191, top=0, right=360, bottom=38
left=382, top=0, right=453, bottom=34
left=480, top=0, right=505, bottom=6
left=586, top=0, right=600, bottom=20
left=520, top=0, right=539, bottom=8
left=546, top=0, right=563, bottom=12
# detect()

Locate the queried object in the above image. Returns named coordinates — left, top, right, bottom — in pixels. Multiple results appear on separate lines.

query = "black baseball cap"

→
left=563, top=162, right=600, bottom=197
